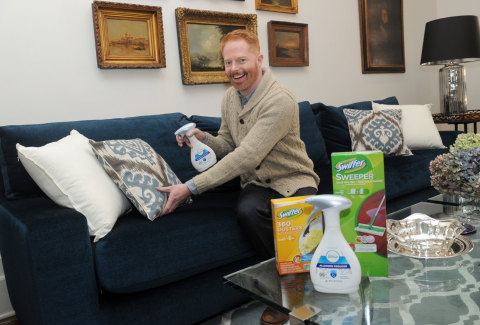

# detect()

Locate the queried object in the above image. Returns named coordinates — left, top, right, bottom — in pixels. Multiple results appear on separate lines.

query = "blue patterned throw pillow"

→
left=89, top=139, right=192, bottom=220
left=343, top=109, right=412, bottom=156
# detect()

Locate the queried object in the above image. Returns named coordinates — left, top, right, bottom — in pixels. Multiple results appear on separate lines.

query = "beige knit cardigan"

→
left=192, top=68, right=319, bottom=197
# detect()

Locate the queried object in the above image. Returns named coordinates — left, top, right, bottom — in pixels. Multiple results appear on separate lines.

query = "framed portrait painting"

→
left=92, top=1, right=166, bottom=69
left=255, top=0, right=298, bottom=14
left=175, top=8, right=257, bottom=85
left=267, top=21, right=308, bottom=67
left=358, top=0, right=405, bottom=73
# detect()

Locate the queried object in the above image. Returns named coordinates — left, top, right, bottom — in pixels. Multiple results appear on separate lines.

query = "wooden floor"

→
left=0, top=316, right=20, bottom=325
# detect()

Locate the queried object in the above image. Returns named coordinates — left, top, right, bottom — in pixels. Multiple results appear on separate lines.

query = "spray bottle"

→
left=174, top=123, right=217, bottom=172
left=307, top=195, right=361, bottom=294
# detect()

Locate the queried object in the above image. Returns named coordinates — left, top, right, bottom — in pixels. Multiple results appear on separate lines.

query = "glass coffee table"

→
left=224, top=201, right=480, bottom=325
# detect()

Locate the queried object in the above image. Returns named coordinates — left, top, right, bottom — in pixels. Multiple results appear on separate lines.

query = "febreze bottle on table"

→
left=174, top=123, right=216, bottom=172
left=307, top=195, right=361, bottom=294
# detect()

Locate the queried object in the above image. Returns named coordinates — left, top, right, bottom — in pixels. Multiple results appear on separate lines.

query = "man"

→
left=158, top=29, right=319, bottom=325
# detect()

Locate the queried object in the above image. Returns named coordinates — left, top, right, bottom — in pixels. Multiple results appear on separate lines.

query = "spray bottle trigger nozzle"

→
left=174, top=122, right=196, bottom=143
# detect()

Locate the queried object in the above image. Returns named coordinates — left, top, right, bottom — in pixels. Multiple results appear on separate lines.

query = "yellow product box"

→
left=271, top=195, right=323, bottom=275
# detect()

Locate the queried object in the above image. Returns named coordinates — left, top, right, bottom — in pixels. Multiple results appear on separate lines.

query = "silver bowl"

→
left=387, top=213, right=465, bottom=257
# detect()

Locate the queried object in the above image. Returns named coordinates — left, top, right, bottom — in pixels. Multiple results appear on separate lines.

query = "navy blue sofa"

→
left=0, top=97, right=456, bottom=325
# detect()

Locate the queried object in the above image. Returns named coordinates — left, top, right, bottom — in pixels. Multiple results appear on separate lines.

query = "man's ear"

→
left=257, top=53, right=264, bottom=66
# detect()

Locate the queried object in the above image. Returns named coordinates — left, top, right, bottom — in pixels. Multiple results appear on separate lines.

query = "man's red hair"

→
left=221, top=29, right=260, bottom=53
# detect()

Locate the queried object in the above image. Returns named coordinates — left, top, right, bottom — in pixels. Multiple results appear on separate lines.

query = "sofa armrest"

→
left=439, top=130, right=462, bottom=147
left=0, top=197, right=98, bottom=325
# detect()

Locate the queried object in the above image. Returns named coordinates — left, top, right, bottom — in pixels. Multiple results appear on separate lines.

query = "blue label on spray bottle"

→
left=316, top=250, right=352, bottom=278
left=316, top=256, right=351, bottom=269
left=195, top=149, right=210, bottom=162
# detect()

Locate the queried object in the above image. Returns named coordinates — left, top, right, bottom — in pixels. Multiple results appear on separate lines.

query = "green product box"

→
left=331, top=151, right=388, bottom=277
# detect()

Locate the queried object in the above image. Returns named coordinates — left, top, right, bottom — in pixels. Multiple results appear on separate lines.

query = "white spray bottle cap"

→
left=304, top=194, right=352, bottom=213
left=174, top=122, right=196, bottom=141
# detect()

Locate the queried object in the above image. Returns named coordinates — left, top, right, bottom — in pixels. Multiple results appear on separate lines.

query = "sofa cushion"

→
left=188, top=115, right=221, bottom=136
left=344, top=109, right=412, bottom=156
left=298, top=101, right=330, bottom=168
left=93, top=190, right=254, bottom=294
left=16, top=130, right=131, bottom=242
left=0, top=113, right=196, bottom=199
left=90, top=138, right=191, bottom=221
left=384, top=148, right=449, bottom=200
left=312, top=96, right=399, bottom=155
left=372, top=103, right=445, bottom=150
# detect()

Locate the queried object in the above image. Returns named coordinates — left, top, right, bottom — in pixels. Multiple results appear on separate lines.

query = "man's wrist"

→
left=185, top=179, right=198, bottom=195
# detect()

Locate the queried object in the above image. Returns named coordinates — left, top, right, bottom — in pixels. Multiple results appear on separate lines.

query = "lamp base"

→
left=439, top=64, right=467, bottom=115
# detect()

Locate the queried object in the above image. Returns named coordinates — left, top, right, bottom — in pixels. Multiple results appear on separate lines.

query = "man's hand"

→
left=176, top=128, right=206, bottom=148
left=157, top=184, right=191, bottom=216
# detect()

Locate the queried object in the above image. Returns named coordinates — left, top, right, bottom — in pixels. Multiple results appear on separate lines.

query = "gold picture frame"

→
left=175, top=8, right=257, bottom=85
left=255, top=0, right=298, bottom=14
left=358, top=0, right=405, bottom=73
left=92, top=1, right=166, bottom=69
left=267, top=21, right=308, bottom=67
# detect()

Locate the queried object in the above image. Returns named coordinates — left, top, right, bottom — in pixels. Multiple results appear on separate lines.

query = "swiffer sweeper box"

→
left=331, top=151, right=388, bottom=277
left=271, top=195, right=323, bottom=275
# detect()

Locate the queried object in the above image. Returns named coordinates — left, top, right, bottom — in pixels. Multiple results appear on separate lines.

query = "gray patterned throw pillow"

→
left=343, top=109, right=412, bottom=156
left=89, top=139, right=191, bottom=220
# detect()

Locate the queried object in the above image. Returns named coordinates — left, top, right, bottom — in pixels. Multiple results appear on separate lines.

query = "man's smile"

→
left=233, top=73, right=246, bottom=80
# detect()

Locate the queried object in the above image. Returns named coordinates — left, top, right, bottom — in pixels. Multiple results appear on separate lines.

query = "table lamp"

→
left=420, top=15, right=480, bottom=115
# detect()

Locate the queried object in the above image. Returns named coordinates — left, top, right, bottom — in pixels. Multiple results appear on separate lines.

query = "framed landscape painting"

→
left=267, top=21, right=308, bottom=67
left=358, top=0, right=405, bottom=73
left=175, top=8, right=257, bottom=85
left=92, top=1, right=166, bottom=69
left=255, top=0, right=298, bottom=14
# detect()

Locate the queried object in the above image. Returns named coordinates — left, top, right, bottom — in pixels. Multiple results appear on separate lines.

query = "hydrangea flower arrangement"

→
left=449, top=133, right=480, bottom=152
left=430, top=134, right=480, bottom=199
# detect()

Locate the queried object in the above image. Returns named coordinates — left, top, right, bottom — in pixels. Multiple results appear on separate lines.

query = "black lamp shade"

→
left=421, top=15, right=480, bottom=65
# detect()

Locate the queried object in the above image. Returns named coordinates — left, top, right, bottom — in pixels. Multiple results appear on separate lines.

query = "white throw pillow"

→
left=372, top=103, right=445, bottom=150
left=16, top=130, right=131, bottom=242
